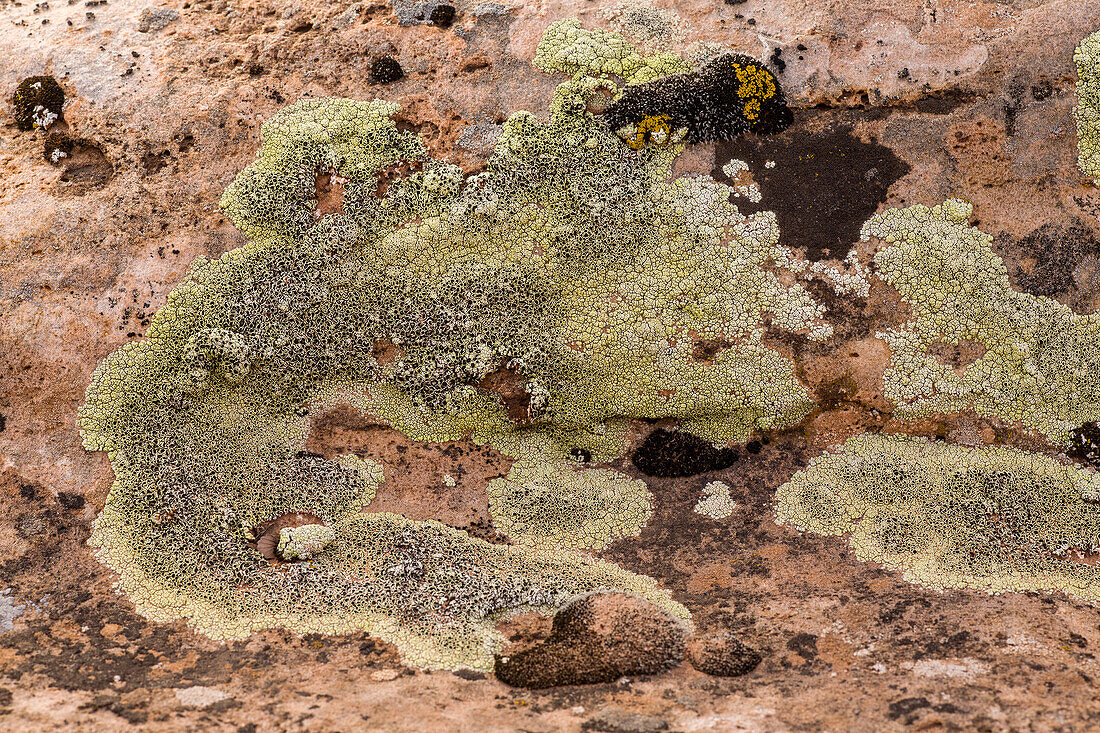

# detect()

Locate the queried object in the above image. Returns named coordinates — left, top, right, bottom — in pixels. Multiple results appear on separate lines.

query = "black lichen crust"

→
left=632, top=428, right=739, bottom=478
left=603, top=53, right=794, bottom=144
left=12, top=75, right=64, bottom=131
left=715, top=127, right=910, bottom=259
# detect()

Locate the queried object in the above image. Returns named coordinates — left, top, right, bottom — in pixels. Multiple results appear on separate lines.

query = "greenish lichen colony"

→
left=775, top=434, right=1100, bottom=602
left=862, top=199, right=1100, bottom=443
left=80, top=18, right=816, bottom=669
left=80, top=13, right=1100, bottom=670
left=1076, top=30, right=1100, bottom=181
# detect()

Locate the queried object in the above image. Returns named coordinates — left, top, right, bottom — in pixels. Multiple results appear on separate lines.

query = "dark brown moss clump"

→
left=430, top=4, right=456, bottom=27
left=43, top=131, right=74, bottom=163
left=494, top=593, right=688, bottom=688
left=631, top=428, right=739, bottom=477
left=603, top=53, right=793, bottom=144
left=12, top=75, right=64, bottom=131
left=1069, top=422, right=1100, bottom=468
left=371, top=56, right=404, bottom=84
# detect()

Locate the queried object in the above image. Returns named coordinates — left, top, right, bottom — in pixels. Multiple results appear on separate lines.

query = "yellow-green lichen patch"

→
left=534, top=18, right=690, bottom=85
left=487, top=459, right=653, bottom=550
left=862, top=199, right=1100, bottom=443
left=1075, top=30, right=1100, bottom=181
left=775, top=433, right=1100, bottom=602
left=79, top=18, right=821, bottom=667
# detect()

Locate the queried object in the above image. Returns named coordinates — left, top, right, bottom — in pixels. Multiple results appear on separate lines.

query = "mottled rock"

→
left=137, top=8, right=179, bottom=33
left=495, top=593, right=689, bottom=688
left=688, top=631, right=763, bottom=677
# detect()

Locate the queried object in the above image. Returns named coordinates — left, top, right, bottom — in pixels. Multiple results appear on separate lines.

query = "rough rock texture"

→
left=494, top=592, right=689, bottom=688
left=4, top=0, right=1100, bottom=731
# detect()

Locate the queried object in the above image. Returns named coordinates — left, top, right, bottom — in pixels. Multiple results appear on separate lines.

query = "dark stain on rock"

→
left=996, top=221, right=1100, bottom=306
left=714, top=127, right=909, bottom=259
left=631, top=428, right=739, bottom=478
left=786, top=632, right=818, bottom=661
left=56, top=139, right=114, bottom=193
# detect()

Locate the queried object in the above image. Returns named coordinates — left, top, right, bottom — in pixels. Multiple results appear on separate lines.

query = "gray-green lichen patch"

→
left=487, top=460, right=653, bottom=550
left=1075, top=30, right=1100, bottom=181
left=862, top=199, right=1100, bottom=443
left=78, top=19, right=826, bottom=668
left=775, top=433, right=1100, bottom=602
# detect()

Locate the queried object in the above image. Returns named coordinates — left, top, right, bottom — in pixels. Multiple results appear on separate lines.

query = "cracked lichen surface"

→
left=862, top=199, right=1100, bottom=443
left=775, top=433, right=1100, bottom=601
left=77, top=20, right=828, bottom=668
left=487, top=460, right=653, bottom=550
left=1076, top=30, right=1100, bottom=181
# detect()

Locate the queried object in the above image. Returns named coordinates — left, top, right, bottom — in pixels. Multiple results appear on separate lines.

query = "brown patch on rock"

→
left=927, top=338, right=986, bottom=375
left=690, top=337, right=731, bottom=362
left=374, top=159, right=425, bottom=199
left=494, top=593, right=688, bottom=688
left=947, top=115, right=1013, bottom=188
left=371, top=337, right=402, bottom=367
left=56, top=139, right=114, bottom=194
left=314, top=168, right=346, bottom=217
left=477, top=363, right=531, bottom=422
left=305, top=404, right=510, bottom=528
left=687, top=630, right=762, bottom=677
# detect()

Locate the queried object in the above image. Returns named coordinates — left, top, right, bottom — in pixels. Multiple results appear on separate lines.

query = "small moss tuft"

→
left=371, top=56, right=404, bottom=84
left=12, top=75, right=64, bottom=131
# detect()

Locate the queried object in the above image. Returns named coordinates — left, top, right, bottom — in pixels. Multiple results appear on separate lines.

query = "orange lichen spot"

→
left=733, top=63, right=777, bottom=121
left=623, top=114, right=673, bottom=149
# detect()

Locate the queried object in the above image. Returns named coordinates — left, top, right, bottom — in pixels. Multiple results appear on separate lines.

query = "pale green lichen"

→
left=1075, top=30, right=1100, bottom=181
left=78, top=19, right=824, bottom=667
left=861, top=199, right=1100, bottom=443
left=487, top=460, right=653, bottom=550
left=694, top=480, right=735, bottom=519
left=277, top=523, right=336, bottom=561
left=775, top=433, right=1100, bottom=601
left=534, top=18, right=691, bottom=84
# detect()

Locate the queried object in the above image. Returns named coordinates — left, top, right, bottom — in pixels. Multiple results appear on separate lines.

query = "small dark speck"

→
left=769, top=47, right=785, bottom=73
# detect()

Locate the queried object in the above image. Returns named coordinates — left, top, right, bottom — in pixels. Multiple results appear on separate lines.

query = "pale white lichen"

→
left=694, top=481, right=735, bottom=519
